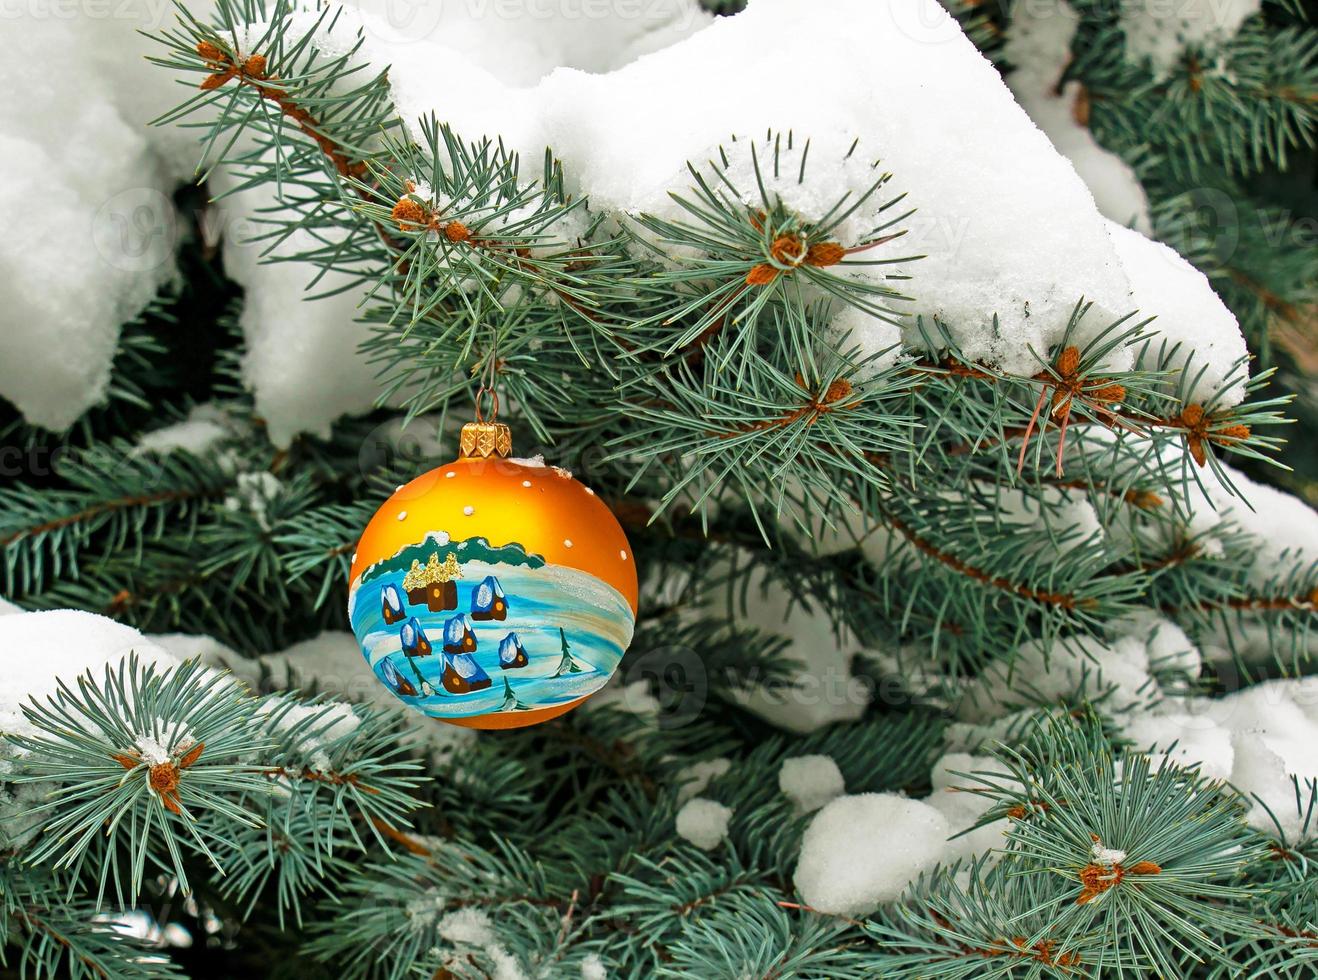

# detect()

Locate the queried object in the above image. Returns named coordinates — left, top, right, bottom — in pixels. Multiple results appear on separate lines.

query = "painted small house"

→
left=471, top=575, right=508, bottom=621
left=442, top=614, right=477, bottom=655
left=413, top=579, right=457, bottom=613
left=381, top=656, right=417, bottom=696
left=381, top=584, right=406, bottom=625
left=441, top=649, right=491, bottom=695
left=498, top=632, right=528, bottom=669
left=400, top=618, right=433, bottom=658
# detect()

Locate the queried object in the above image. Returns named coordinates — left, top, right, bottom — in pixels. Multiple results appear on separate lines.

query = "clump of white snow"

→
left=1120, top=0, right=1261, bottom=74
left=1119, top=710, right=1235, bottom=781
left=1005, top=0, right=1152, bottom=234
left=778, top=755, right=846, bottom=813
left=677, top=757, right=732, bottom=804
left=829, top=305, right=905, bottom=379
left=437, top=907, right=495, bottom=946
left=0, top=611, right=180, bottom=740
left=924, top=752, right=1012, bottom=865
left=256, top=697, right=361, bottom=775
left=0, top=6, right=189, bottom=432
left=992, top=484, right=1104, bottom=555
left=723, top=564, right=870, bottom=733
left=588, top=677, right=661, bottom=717
left=135, top=403, right=233, bottom=457
left=1107, top=221, right=1249, bottom=406
left=675, top=797, right=733, bottom=850
left=259, top=0, right=1249, bottom=399
left=958, top=632, right=1157, bottom=723
left=224, top=471, right=283, bottom=531
left=1166, top=459, right=1318, bottom=588
left=206, top=169, right=384, bottom=447
left=794, top=793, right=950, bottom=915
left=580, top=953, right=608, bottom=980
left=131, top=716, right=197, bottom=766
left=1091, top=840, right=1127, bottom=866
left=1187, top=678, right=1318, bottom=839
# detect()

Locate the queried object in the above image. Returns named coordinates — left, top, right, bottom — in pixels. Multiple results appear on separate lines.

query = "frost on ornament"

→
left=778, top=754, right=846, bottom=813
left=794, top=793, right=950, bottom=915
left=675, top=797, right=733, bottom=851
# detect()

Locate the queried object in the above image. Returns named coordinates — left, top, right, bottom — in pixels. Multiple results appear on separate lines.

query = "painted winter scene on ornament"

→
left=348, top=453, right=637, bottom=730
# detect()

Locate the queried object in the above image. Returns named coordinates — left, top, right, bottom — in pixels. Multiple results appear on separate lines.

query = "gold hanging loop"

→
left=461, top=334, right=511, bottom=459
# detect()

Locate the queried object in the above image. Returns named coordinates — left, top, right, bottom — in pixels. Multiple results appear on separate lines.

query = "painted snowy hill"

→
left=359, top=532, right=545, bottom=586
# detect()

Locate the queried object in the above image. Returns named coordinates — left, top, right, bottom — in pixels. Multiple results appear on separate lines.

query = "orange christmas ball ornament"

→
left=348, top=421, right=637, bottom=729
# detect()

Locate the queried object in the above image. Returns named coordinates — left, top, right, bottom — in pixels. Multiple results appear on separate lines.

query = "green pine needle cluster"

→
left=0, top=0, right=1315, bottom=976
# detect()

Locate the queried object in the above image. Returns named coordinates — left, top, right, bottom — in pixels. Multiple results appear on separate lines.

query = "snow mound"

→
left=958, top=632, right=1156, bottom=722
left=722, top=564, right=869, bottom=733
left=135, top=403, right=233, bottom=457
left=0, top=611, right=180, bottom=739
left=675, top=797, right=732, bottom=850
left=1121, top=0, right=1261, bottom=74
left=1190, top=678, right=1318, bottom=839
left=924, top=752, right=1012, bottom=865
left=380, top=0, right=1133, bottom=367
left=1173, top=460, right=1318, bottom=587
left=0, top=7, right=189, bottom=431
left=794, top=793, right=949, bottom=915
left=1107, top=221, right=1249, bottom=406
left=1005, top=0, right=1152, bottom=234
left=206, top=168, right=384, bottom=447
left=778, top=754, right=846, bottom=813
left=678, top=757, right=732, bottom=804
left=293, top=0, right=1244, bottom=398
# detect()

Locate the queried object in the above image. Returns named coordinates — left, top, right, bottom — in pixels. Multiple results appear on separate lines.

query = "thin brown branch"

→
left=1, top=488, right=215, bottom=550
left=878, top=507, right=1086, bottom=610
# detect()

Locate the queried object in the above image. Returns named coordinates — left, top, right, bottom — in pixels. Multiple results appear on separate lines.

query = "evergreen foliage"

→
left=0, top=0, right=1314, bottom=976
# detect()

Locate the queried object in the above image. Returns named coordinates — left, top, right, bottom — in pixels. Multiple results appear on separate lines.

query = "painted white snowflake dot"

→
left=584, top=487, right=595, bottom=495
left=445, top=471, right=456, bottom=479
left=564, top=539, right=574, bottom=548
left=397, top=511, right=407, bottom=521
left=463, top=505, right=474, bottom=516
left=620, top=550, right=628, bottom=560
left=522, top=480, right=532, bottom=488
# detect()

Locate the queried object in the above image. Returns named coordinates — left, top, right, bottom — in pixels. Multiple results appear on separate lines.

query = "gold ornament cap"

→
left=460, top=421, right=512, bottom=459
